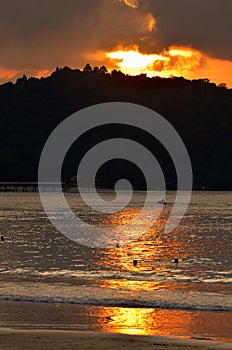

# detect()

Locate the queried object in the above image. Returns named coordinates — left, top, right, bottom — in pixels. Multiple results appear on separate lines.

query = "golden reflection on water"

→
left=96, top=206, right=186, bottom=274
left=91, top=209, right=194, bottom=336
left=88, top=306, right=195, bottom=336
left=86, top=199, right=232, bottom=340
left=95, top=278, right=169, bottom=292
left=88, top=306, right=232, bottom=340
left=91, top=307, right=158, bottom=335
left=102, top=207, right=141, bottom=227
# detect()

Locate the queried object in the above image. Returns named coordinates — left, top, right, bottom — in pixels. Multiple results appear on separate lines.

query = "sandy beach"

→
left=0, top=329, right=232, bottom=350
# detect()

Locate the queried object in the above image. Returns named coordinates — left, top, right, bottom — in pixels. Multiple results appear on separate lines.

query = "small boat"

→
left=157, top=198, right=166, bottom=205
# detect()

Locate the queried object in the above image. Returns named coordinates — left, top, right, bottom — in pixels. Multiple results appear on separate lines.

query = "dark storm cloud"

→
left=141, top=0, right=232, bottom=60
left=0, top=0, right=152, bottom=71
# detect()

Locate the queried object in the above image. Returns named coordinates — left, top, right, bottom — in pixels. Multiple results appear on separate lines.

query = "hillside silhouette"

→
left=0, top=65, right=231, bottom=189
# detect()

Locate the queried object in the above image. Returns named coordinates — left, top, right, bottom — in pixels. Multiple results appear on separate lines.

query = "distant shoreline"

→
left=0, top=186, right=232, bottom=193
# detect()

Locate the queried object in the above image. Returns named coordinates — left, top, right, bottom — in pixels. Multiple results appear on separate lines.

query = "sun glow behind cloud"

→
left=105, top=46, right=232, bottom=86
left=106, top=47, right=167, bottom=75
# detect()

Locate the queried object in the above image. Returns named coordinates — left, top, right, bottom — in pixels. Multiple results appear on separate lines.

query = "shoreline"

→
left=0, top=300, right=231, bottom=343
left=0, top=329, right=231, bottom=350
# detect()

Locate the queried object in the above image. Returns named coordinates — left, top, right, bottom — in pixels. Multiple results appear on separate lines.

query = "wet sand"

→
left=0, top=300, right=231, bottom=349
left=0, top=329, right=232, bottom=350
left=1, top=300, right=232, bottom=341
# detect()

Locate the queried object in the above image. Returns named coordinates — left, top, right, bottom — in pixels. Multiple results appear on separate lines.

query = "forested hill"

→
left=0, top=66, right=231, bottom=189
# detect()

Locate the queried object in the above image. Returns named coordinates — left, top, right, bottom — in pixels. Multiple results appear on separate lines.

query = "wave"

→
left=1, top=268, right=232, bottom=284
left=0, top=294, right=231, bottom=312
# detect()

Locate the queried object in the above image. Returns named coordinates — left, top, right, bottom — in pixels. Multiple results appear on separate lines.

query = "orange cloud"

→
left=0, top=68, right=20, bottom=82
left=105, top=46, right=232, bottom=87
left=145, top=13, right=156, bottom=32
left=120, top=0, right=140, bottom=9
left=35, top=69, right=51, bottom=79
left=0, top=67, right=51, bottom=85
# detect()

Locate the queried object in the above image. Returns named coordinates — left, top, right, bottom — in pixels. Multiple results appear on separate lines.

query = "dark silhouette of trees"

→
left=99, top=66, right=108, bottom=74
left=93, top=66, right=108, bottom=75
left=83, top=63, right=92, bottom=73
left=0, top=65, right=231, bottom=189
left=93, top=66, right=100, bottom=73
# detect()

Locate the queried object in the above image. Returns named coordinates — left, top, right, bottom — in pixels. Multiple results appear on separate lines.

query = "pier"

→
left=0, top=182, right=98, bottom=193
left=0, top=182, right=67, bottom=192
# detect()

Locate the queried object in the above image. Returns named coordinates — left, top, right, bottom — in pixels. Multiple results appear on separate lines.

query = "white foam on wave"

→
left=0, top=292, right=231, bottom=312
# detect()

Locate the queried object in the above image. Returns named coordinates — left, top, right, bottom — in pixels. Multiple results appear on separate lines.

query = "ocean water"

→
left=0, top=191, right=231, bottom=338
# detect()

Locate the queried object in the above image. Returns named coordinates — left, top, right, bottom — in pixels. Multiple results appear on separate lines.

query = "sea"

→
left=0, top=191, right=231, bottom=341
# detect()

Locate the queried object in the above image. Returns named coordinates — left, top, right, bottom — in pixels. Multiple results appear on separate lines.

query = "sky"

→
left=0, top=0, right=232, bottom=86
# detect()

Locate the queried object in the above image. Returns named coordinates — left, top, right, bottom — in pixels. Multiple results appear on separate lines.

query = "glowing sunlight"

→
left=105, top=46, right=232, bottom=86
